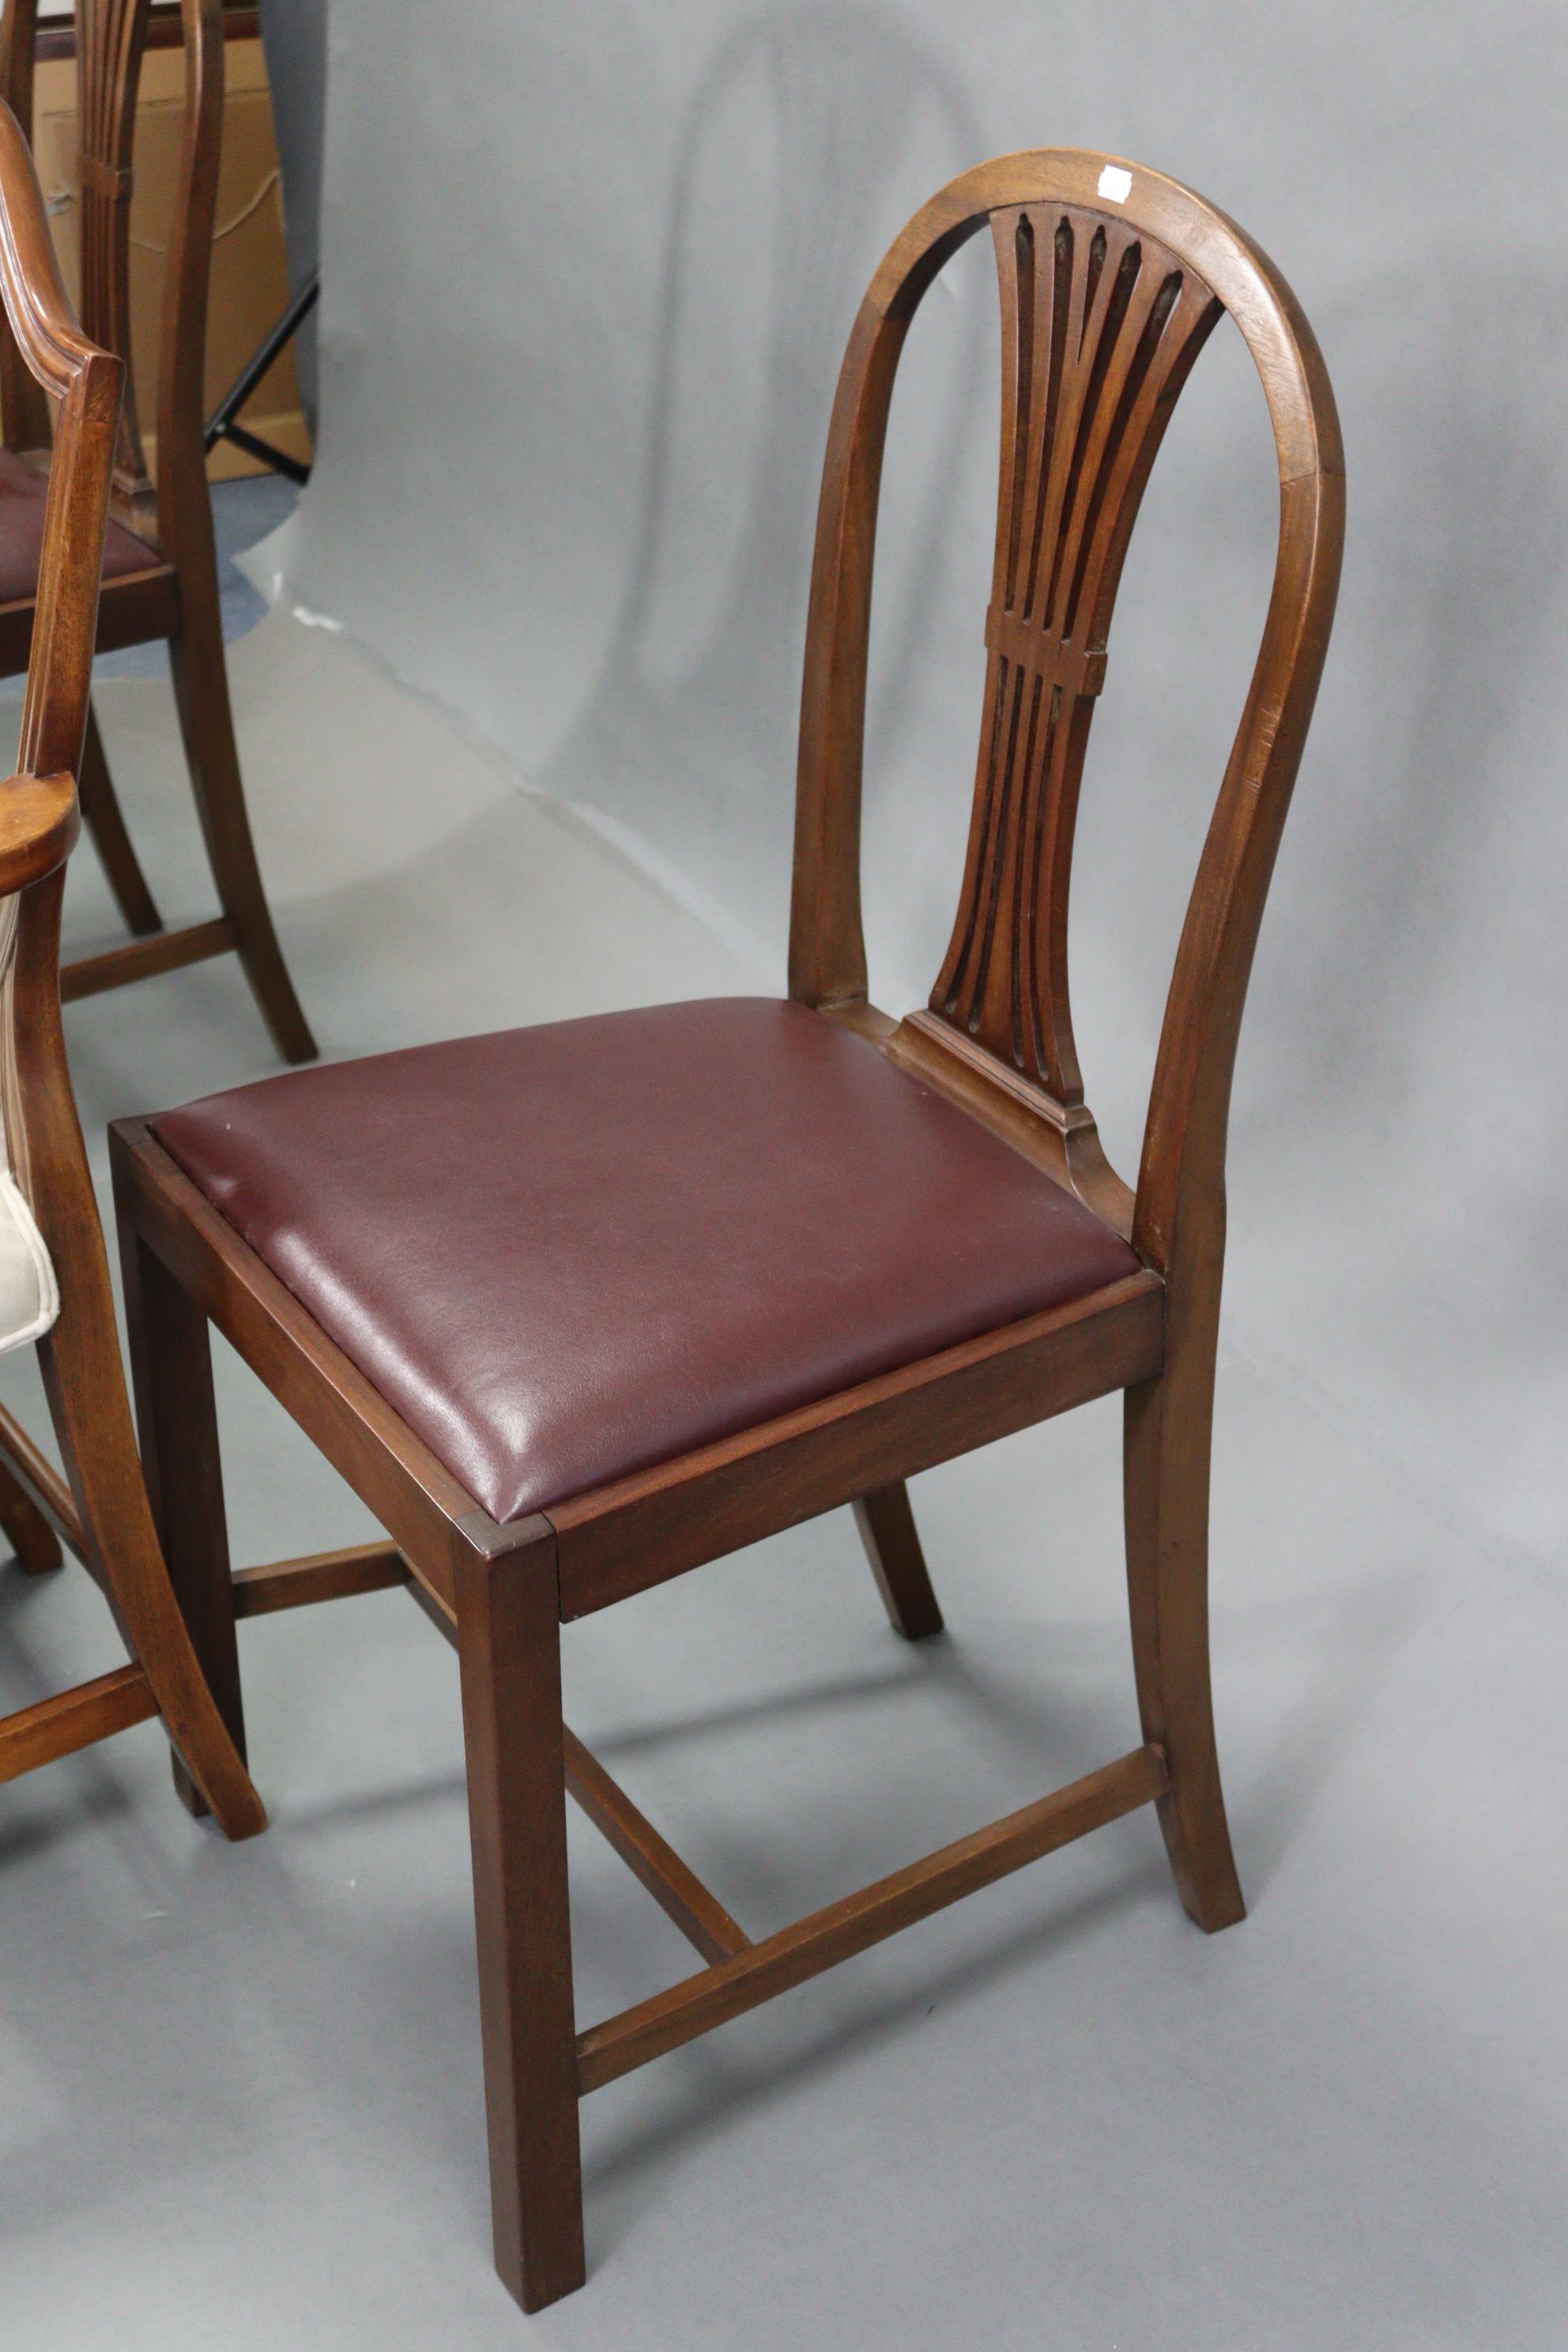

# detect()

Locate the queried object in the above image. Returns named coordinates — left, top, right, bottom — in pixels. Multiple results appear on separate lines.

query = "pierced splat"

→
left=75, top=0, right=155, bottom=498
left=924, top=204, right=1221, bottom=1167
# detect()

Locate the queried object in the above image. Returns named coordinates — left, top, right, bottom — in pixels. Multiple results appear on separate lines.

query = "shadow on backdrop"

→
left=543, top=6, right=986, bottom=932
left=1221, top=260, right=1568, bottom=1570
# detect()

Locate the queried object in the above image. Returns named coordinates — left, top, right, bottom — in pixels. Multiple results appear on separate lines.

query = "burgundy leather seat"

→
left=0, top=447, right=158, bottom=605
left=153, top=997, right=1142, bottom=1524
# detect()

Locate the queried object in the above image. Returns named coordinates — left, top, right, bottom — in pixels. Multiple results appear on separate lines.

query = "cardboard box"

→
left=34, top=26, right=309, bottom=482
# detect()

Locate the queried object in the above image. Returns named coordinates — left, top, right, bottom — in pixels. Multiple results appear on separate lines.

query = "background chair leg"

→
left=853, top=1482, right=944, bottom=1640
left=77, top=700, right=162, bottom=937
left=0, top=1454, right=62, bottom=1574
left=119, top=1221, right=247, bottom=1823
left=454, top=1528, right=585, bottom=2314
left=1123, top=1347, right=1246, bottom=1934
left=166, top=606, right=317, bottom=1064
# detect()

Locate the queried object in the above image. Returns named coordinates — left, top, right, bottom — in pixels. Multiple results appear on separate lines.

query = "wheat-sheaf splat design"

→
left=75, top=0, right=155, bottom=485
left=930, top=204, right=1222, bottom=1103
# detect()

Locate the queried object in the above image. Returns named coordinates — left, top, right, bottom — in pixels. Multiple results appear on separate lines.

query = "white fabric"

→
left=0, top=892, right=59, bottom=1354
left=0, top=1167, right=58, bottom=1350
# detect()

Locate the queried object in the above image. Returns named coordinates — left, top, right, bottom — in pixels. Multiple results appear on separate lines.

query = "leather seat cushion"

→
left=153, top=997, right=1143, bottom=1524
left=0, top=447, right=158, bottom=607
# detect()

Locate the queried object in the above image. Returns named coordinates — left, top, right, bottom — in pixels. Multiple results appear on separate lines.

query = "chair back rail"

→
left=790, top=149, right=1344, bottom=1291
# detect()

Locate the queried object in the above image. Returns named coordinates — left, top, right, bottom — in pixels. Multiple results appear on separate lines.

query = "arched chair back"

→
left=792, top=149, right=1344, bottom=1283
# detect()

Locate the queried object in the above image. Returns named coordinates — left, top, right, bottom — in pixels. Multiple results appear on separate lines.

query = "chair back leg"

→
left=853, top=1481, right=944, bottom=1640
left=36, top=1308, right=265, bottom=1837
left=0, top=1451, right=61, bottom=1574
left=77, top=699, right=162, bottom=937
left=1122, top=1319, right=1245, bottom=1933
left=167, top=584, right=317, bottom=1065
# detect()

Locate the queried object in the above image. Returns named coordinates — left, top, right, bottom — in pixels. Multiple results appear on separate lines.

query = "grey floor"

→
left=1, top=558, right=1564, bottom=2348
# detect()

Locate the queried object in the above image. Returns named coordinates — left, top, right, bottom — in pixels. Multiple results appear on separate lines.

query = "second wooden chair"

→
left=0, top=0, right=314, bottom=1061
left=0, top=90, right=263, bottom=1832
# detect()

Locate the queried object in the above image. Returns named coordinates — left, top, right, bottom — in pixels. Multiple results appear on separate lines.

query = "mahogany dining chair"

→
left=0, top=91, right=262, bottom=1834
left=0, top=0, right=314, bottom=1062
left=109, top=150, right=1343, bottom=2311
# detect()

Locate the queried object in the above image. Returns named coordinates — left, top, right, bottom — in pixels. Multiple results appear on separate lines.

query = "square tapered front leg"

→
left=453, top=1517, right=585, bottom=2312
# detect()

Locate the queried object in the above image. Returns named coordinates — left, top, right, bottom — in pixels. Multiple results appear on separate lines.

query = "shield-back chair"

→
left=0, top=0, right=314, bottom=1061
left=0, top=91, right=263, bottom=1833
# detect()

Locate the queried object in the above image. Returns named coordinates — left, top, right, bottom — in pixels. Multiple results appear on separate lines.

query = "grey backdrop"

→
left=276, top=3, right=1568, bottom=1584
left=256, top=0, right=325, bottom=415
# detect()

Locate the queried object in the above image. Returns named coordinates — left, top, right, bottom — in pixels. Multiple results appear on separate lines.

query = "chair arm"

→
left=0, top=771, right=77, bottom=895
left=0, top=100, right=108, bottom=403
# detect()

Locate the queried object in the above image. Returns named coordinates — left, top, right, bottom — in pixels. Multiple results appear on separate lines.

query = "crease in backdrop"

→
left=266, top=0, right=1568, bottom=1581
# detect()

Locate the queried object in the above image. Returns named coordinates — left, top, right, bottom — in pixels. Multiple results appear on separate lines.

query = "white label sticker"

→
left=1097, top=165, right=1133, bottom=203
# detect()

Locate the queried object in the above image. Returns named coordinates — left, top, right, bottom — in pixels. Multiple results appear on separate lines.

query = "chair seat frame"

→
left=110, top=148, right=1342, bottom=2313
